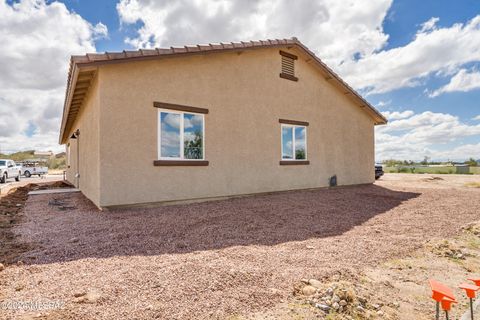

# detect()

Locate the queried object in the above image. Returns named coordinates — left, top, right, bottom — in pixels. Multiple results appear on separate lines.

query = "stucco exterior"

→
left=65, top=76, right=101, bottom=206
left=64, top=45, right=378, bottom=208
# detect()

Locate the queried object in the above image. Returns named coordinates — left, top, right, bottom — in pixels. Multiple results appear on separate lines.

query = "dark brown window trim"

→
left=279, top=119, right=309, bottom=126
left=279, top=160, right=310, bottom=165
left=153, top=160, right=208, bottom=167
left=279, top=73, right=298, bottom=82
left=279, top=50, right=298, bottom=60
left=153, top=101, right=209, bottom=114
left=154, top=160, right=209, bottom=166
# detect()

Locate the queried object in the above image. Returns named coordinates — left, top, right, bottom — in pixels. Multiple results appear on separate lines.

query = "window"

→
left=281, top=124, right=307, bottom=160
left=279, top=50, right=298, bottom=81
left=279, top=119, right=309, bottom=165
left=158, top=110, right=205, bottom=160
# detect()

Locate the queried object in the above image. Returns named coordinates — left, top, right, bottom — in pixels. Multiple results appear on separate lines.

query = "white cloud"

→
left=473, top=115, right=480, bottom=121
left=376, top=111, right=480, bottom=161
left=429, top=68, right=480, bottom=97
left=117, top=0, right=392, bottom=66
left=419, top=17, right=439, bottom=33
left=381, top=110, right=414, bottom=120
left=340, top=16, right=480, bottom=94
left=0, top=0, right=106, bottom=153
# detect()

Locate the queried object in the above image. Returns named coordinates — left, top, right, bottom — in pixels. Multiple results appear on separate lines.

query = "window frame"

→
left=157, top=108, right=206, bottom=161
left=280, top=123, right=308, bottom=161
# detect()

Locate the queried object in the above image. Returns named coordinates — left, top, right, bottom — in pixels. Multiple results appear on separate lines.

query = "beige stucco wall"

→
left=92, top=47, right=375, bottom=207
left=65, top=75, right=101, bottom=206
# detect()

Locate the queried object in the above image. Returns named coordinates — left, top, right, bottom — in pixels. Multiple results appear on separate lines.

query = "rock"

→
left=390, top=302, right=400, bottom=308
left=16, top=261, right=24, bottom=266
left=84, top=290, right=102, bottom=303
left=325, top=299, right=332, bottom=306
left=69, top=238, right=79, bottom=243
left=75, top=290, right=102, bottom=303
left=332, top=302, right=340, bottom=310
left=15, top=284, right=24, bottom=291
left=16, top=204, right=22, bottom=207
left=325, top=287, right=334, bottom=296
left=306, top=245, right=315, bottom=249
left=308, top=279, right=322, bottom=289
left=302, top=285, right=317, bottom=296
left=356, top=305, right=365, bottom=313
left=0, top=263, right=4, bottom=271
left=339, top=300, right=348, bottom=306
left=372, top=303, right=381, bottom=310
left=300, top=278, right=309, bottom=284
left=73, top=292, right=86, bottom=298
left=73, top=297, right=87, bottom=304
left=377, top=310, right=384, bottom=316
left=315, top=303, right=331, bottom=312
left=332, top=295, right=340, bottom=303
left=358, top=296, right=367, bottom=304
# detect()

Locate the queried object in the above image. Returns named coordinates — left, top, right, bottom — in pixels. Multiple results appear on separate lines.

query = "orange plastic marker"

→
left=469, top=277, right=480, bottom=286
left=429, top=279, right=456, bottom=320
left=460, top=283, right=479, bottom=320
left=441, top=297, right=456, bottom=320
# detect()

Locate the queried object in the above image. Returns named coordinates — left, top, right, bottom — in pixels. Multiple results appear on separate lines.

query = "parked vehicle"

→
left=0, top=159, right=21, bottom=183
left=375, top=164, right=384, bottom=180
left=18, top=160, right=48, bottom=178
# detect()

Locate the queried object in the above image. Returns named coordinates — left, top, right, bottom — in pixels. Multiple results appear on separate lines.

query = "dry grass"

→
left=465, top=182, right=480, bottom=188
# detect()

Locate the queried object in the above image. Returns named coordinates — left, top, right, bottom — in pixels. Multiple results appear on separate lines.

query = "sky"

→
left=0, top=0, right=479, bottom=161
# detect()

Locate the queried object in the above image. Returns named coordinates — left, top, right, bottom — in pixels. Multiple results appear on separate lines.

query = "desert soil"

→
left=0, top=174, right=479, bottom=320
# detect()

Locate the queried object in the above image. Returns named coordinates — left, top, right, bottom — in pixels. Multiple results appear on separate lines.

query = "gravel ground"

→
left=1, top=174, right=480, bottom=319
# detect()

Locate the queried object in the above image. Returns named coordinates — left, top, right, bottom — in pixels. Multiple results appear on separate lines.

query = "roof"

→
left=59, top=37, right=387, bottom=143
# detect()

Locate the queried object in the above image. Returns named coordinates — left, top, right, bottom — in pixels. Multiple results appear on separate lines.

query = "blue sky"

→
left=0, top=0, right=479, bottom=161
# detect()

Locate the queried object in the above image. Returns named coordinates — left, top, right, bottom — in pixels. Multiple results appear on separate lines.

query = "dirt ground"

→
left=0, top=174, right=479, bottom=319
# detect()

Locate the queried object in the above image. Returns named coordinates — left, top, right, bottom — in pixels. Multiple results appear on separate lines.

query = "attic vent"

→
left=279, top=50, right=298, bottom=82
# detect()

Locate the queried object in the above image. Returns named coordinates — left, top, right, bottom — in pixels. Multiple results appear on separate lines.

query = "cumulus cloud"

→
left=0, top=0, right=106, bottom=153
left=117, top=0, right=392, bottom=66
left=381, top=110, right=414, bottom=120
left=340, top=16, right=480, bottom=94
left=429, top=68, right=480, bottom=97
left=473, top=115, right=480, bottom=121
left=376, top=111, right=480, bottom=161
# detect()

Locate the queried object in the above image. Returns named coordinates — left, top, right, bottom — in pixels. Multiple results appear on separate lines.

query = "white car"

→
left=19, top=161, right=48, bottom=177
left=0, top=159, right=21, bottom=183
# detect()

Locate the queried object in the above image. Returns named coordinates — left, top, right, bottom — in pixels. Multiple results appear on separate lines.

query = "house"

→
left=59, top=38, right=387, bottom=208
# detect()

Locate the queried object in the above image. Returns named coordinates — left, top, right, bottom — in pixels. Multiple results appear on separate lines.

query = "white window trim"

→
left=281, top=124, right=308, bottom=161
left=157, top=109, right=206, bottom=161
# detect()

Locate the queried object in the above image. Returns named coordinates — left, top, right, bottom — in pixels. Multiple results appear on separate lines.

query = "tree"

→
left=465, top=157, right=478, bottom=167
left=184, top=130, right=203, bottom=159
left=295, top=149, right=306, bottom=160
left=421, top=156, right=430, bottom=165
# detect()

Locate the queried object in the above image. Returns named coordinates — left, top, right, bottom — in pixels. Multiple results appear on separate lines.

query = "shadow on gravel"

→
left=18, top=184, right=421, bottom=264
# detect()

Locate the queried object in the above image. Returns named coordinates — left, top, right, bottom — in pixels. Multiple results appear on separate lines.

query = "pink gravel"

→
left=1, top=177, right=480, bottom=319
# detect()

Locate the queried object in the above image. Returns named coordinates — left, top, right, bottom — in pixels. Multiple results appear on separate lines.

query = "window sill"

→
left=279, top=160, right=310, bottom=165
left=279, top=73, right=298, bottom=82
left=154, top=160, right=209, bottom=166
